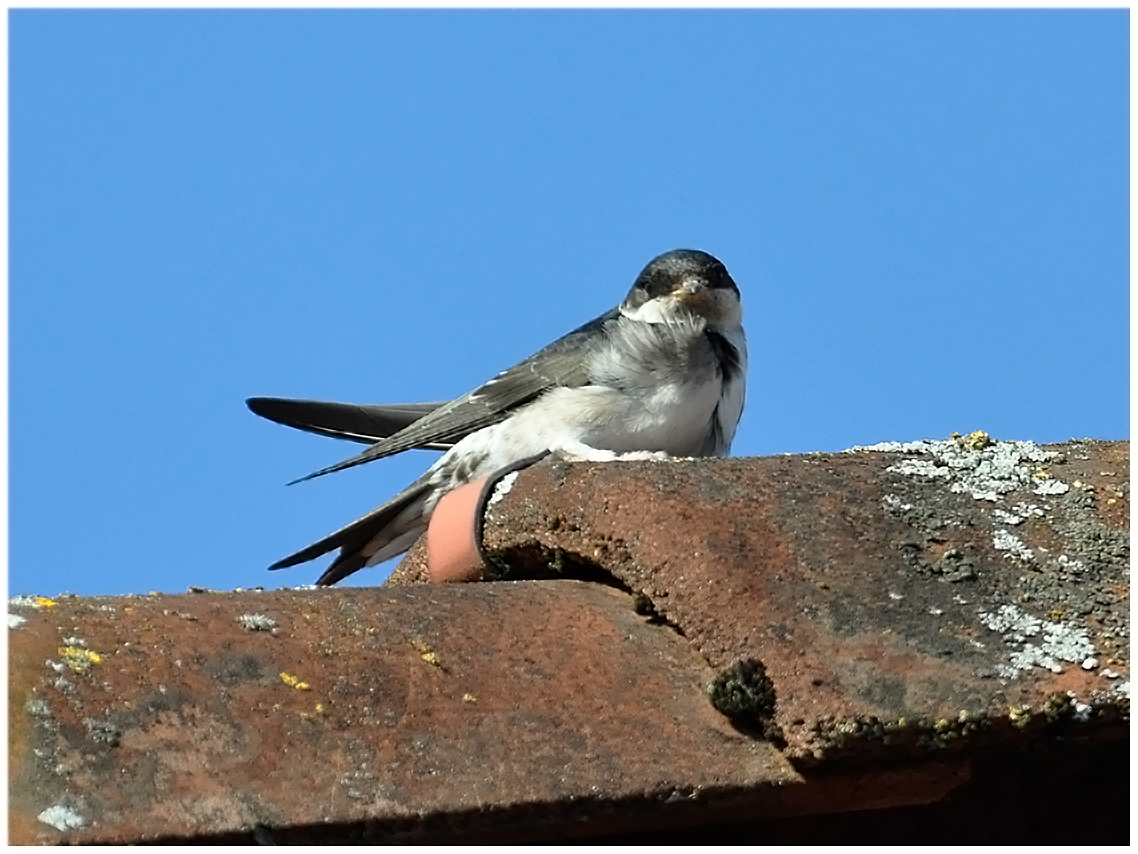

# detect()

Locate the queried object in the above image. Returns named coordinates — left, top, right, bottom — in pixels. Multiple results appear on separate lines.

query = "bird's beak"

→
left=672, top=277, right=741, bottom=326
left=674, top=277, right=710, bottom=309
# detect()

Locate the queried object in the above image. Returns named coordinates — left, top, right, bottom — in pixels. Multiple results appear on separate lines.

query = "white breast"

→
left=426, top=315, right=747, bottom=497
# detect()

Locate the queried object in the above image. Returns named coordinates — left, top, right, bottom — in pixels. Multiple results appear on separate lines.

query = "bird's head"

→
left=620, top=249, right=741, bottom=329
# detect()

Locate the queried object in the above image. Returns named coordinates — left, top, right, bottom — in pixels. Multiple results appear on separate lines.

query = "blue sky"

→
left=9, top=10, right=1128, bottom=597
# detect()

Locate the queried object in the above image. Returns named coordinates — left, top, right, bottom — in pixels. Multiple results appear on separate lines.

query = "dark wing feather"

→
left=269, top=476, right=434, bottom=584
left=247, top=397, right=449, bottom=447
left=288, top=308, right=617, bottom=484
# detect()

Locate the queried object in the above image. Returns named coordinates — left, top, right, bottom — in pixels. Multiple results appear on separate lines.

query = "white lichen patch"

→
left=850, top=440, right=941, bottom=454
left=992, top=529, right=1034, bottom=561
left=890, top=457, right=954, bottom=480
left=1039, top=622, right=1097, bottom=665
left=992, top=509, right=1021, bottom=526
left=992, top=503, right=1044, bottom=526
left=849, top=436, right=1064, bottom=502
left=25, top=698, right=51, bottom=717
left=38, top=803, right=86, bottom=832
left=979, top=603, right=1096, bottom=677
left=9, top=614, right=27, bottom=629
left=52, top=676, right=76, bottom=694
left=883, top=494, right=914, bottom=511
left=1033, top=479, right=1070, bottom=496
left=979, top=603, right=1042, bottom=642
left=1056, top=554, right=1087, bottom=574
left=238, top=613, right=277, bottom=632
left=1067, top=693, right=1093, bottom=722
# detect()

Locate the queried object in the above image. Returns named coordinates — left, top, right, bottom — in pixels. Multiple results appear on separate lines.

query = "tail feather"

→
left=247, top=397, right=449, bottom=447
left=269, top=477, right=434, bottom=586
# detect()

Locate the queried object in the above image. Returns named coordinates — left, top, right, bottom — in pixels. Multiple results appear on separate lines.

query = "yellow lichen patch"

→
left=34, top=596, right=58, bottom=608
left=58, top=646, right=101, bottom=673
left=1008, top=705, right=1034, bottom=729
left=961, top=430, right=994, bottom=450
left=280, top=672, right=311, bottom=691
left=411, top=640, right=442, bottom=668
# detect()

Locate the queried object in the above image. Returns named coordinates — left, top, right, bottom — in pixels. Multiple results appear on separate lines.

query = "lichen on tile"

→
left=979, top=603, right=1096, bottom=677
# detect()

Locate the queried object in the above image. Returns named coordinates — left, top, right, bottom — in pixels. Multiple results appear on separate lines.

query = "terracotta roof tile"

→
left=8, top=439, right=1128, bottom=843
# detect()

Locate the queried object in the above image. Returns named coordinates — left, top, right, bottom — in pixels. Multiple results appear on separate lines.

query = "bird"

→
left=248, top=248, right=747, bottom=586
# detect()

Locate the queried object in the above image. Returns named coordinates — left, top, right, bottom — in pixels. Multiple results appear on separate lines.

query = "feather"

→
left=247, top=397, right=447, bottom=446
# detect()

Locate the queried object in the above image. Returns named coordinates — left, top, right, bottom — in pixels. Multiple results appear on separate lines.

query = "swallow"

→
left=248, top=248, right=747, bottom=586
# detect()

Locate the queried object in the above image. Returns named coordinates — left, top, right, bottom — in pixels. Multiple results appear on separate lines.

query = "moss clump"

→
left=707, top=658, right=776, bottom=722
left=1043, top=692, right=1075, bottom=723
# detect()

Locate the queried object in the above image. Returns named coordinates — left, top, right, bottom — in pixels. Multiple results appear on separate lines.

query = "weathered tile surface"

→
left=9, top=438, right=1128, bottom=843
left=477, top=439, right=1129, bottom=763
left=11, top=582, right=819, bottom=844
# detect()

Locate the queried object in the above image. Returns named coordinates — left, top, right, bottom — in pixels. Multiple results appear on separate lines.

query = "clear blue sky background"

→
left=10, top=10, right=1128, bottom=597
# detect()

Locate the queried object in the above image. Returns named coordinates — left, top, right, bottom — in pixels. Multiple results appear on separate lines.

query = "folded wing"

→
left=285, top=308, right=615, bottom=484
